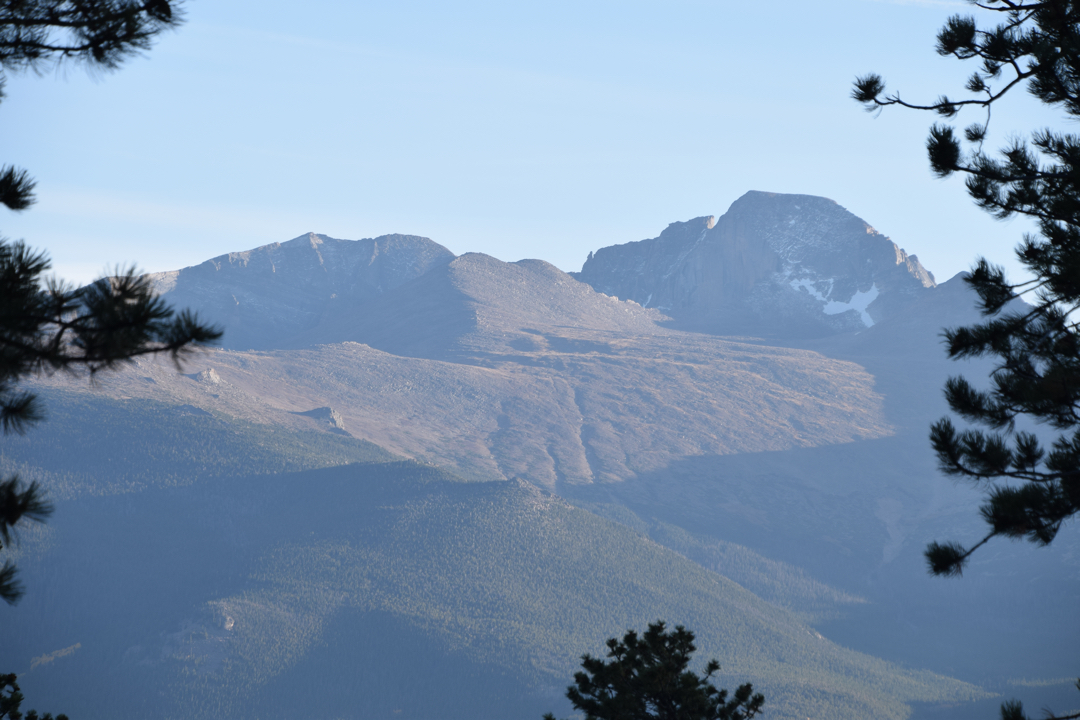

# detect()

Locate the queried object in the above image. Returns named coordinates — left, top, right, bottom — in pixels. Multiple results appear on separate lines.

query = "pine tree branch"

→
left=0, top=166, right=35, bottom=211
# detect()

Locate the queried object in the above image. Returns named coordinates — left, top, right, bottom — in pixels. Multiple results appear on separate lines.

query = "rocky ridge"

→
left=294, top=252, right=668, bottom=358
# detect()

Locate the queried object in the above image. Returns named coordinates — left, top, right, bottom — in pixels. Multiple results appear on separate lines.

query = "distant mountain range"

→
left=3, top=191, right=1077, bottom=720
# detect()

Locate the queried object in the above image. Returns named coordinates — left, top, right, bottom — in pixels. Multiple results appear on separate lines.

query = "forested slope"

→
left=0, top=394, right=982, bottom=720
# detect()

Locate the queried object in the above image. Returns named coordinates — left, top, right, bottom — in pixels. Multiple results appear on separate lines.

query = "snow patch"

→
left=789, top=279, right=879, bottom=327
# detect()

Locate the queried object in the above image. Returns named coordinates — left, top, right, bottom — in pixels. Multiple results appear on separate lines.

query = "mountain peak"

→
left=575, top=191, right=935, bottom=336
left=150, top=233, right=455, bottom=349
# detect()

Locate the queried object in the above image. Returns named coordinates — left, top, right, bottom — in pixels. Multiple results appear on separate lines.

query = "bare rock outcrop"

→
left=293, top=406, right=349, bottom=435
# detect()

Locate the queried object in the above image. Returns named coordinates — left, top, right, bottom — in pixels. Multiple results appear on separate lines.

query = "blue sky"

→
left=1, top=0, right=1052, bottom=286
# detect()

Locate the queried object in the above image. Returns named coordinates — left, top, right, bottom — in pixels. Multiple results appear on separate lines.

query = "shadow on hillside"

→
left=564, top=435, right=1079, bottom=686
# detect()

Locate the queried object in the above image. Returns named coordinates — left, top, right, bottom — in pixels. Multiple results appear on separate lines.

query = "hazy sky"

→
left=1, top=0, right=1054, bottom=286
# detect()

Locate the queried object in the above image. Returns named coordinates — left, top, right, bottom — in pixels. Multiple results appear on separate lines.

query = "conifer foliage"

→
left=0, top=0, right=220, bottom=605
left=0, top=0, right=182, bottom=213
left=853, top=3, right=1080, bottom=718
left=543, top=622, right=764, bottom=720
left=0, top=674, right=66, bottom=720
left=853, top=1, right=1080, bottom=581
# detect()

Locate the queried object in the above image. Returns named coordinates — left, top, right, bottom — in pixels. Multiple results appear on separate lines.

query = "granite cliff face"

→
left=149, top=232, right=454, bottom=350
left=575, top=191, right=936, bottom=335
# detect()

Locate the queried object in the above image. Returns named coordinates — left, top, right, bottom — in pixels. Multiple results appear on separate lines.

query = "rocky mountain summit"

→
left=575, top=191, right=936, bottom=335
left=149, top=232, right=454, bottom=350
